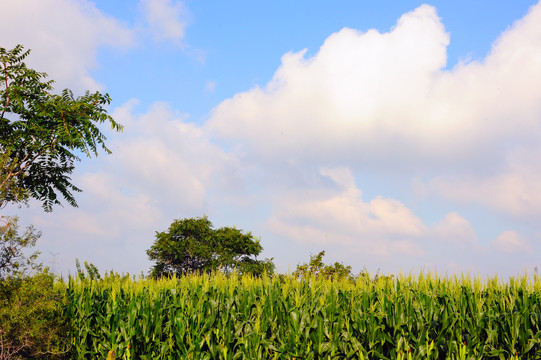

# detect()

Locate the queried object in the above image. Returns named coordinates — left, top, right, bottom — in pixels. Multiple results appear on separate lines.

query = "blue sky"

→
left=2, top=0, right=541, bottom=278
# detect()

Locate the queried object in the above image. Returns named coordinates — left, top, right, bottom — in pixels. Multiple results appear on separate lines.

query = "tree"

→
left=147, top=216, right=275, bottom=277
left=0, top=44, right=122, bottom=211
left=293, top=250, right=353, bottom=280
left=0, top=216, right=41, bottom=280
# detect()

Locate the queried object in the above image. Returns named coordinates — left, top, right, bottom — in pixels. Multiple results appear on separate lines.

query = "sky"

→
left=1, top=0, right=541, bottom=278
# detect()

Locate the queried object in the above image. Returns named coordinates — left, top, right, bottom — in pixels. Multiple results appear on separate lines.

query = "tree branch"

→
left=1, top=62, right=9, bottom=119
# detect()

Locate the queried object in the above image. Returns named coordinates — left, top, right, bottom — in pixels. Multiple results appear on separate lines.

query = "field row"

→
left=64, top=273, right=541, bottom=359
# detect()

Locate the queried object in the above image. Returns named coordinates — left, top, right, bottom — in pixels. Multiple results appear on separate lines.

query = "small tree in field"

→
left=294, top=250, right=353, bottom=280
left=147, top=216, right=275, bottom=277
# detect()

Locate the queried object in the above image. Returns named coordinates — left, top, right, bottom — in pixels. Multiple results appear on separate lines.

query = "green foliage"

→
left=0, top=216, right=41, bottom=280
left=293, top=250, right=353, bottom=280
left=0, top=150, right=27, bottom=207
left=146, top=216, right=274, bottom=277
left=0, top=218, right=71, bottom=359
left=0, top=269, right=71, bottom=360
left=0, top=44, right=122, bottom=211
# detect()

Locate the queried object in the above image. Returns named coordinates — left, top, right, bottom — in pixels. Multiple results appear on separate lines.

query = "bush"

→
left=0, top=217, right=71, bottom=359
left=0, top=269, right=71, bottom=359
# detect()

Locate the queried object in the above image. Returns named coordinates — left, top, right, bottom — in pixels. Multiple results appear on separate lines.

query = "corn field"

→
left=63, top=272, right=541, bottom=359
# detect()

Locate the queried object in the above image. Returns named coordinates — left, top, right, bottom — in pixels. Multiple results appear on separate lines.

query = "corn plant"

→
left=62, top=271, right=541, bottom=359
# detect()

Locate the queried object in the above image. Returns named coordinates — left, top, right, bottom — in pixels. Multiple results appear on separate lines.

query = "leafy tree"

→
left=147, top=216, right=275, bottom=277
left=0, top=44, right=122, bottom=211
left=294, top=250, right=353, bottom=280
left=0, top=216, right=41, bottom=280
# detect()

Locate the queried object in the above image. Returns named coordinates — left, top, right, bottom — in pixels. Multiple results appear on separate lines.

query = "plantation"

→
left=44, top=271, right=541, bottom=359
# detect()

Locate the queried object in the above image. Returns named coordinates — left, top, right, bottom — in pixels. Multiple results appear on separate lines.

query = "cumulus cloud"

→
left=196, top=0, right=541, bottom=271
left=104, top=100, right=243, bottom=213
left=206, top=2, right=541, bottom=222
left=430, top=212, right=477, bottom=246
left=492, top=230, right=531, bottom=253
left=427, top=145, right=541, bottom=218
left=139, top=0, right=189, bottom=46
left=0, top=0, right=194, bottom=92
left=263, top=167, right=494, bottom=273
left=206, top=4, right=450, bottom=164
left=266, top=168, right=427, bottom=257
left=0, top=0, right=135, bottom=92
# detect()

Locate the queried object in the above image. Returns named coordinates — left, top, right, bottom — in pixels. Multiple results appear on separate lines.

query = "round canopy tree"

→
left=147, top=216, right=275, bottom=277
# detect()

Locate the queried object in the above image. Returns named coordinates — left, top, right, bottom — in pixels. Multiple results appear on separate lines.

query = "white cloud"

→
left=105, top=100, right=243, bottom=212
left=206, top=4, right=451, bottom=164
left=263, top=167, right=498, bottom=273
left=266, top=168, right=428, bottom=258
left=139, top=0, right=189, bottom=46
left=430, top=212, right=477, bottom=246
left=389, top=240, right=425, bottom=257
left=492, top=230, right=531, bottom=253
left=76, top=172, right=161, bottom=235
left=427, top=145, right=541, bottom=218
left=0, top=0, right=135, bottom=92
left=206, top=2, right=541, bottom=221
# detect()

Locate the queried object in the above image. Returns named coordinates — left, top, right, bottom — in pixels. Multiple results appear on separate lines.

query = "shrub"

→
left=0, top=269, right=71, bottom=359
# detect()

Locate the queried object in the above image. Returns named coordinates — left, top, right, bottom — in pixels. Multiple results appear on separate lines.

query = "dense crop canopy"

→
left=64, top=272, right=541, bottom=359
